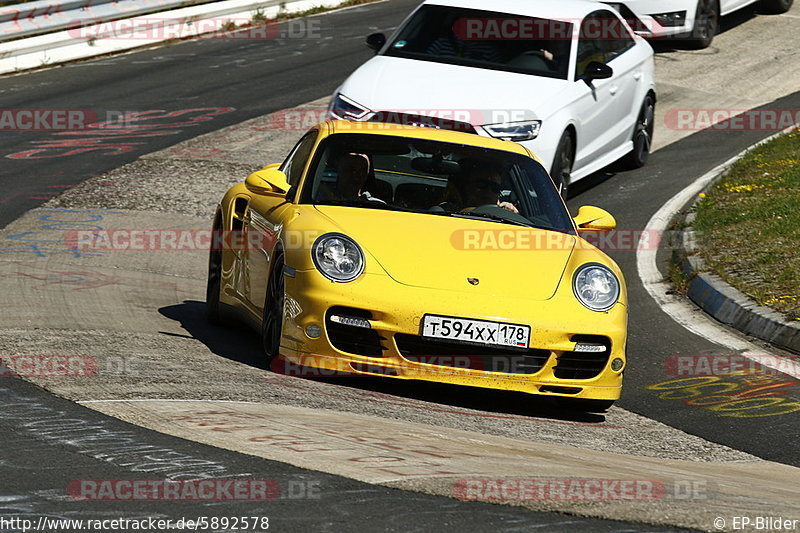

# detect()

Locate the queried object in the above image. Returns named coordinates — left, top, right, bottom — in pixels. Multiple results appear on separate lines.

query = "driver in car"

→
left=318, top=153, right=386, bottom=203
left=456, top=162, right=519, bottom=213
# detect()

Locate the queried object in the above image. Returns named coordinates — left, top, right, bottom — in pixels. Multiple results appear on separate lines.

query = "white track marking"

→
left=636, top=126, right=800, bottom=379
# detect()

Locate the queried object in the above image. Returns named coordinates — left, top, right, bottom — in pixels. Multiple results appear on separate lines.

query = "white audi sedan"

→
left=329, top=0, right=656, bottom=198
left=602, top=0, right=793, bottom=48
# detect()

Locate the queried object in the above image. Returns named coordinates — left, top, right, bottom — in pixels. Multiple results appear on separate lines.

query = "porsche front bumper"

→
left=278, top=268, right=626, bottom=401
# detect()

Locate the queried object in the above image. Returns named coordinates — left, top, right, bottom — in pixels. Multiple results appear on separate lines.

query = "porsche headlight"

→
left=483, top=120, right=542, bottom=141
left=573, top=263, right=620, bottom=312
left=313, top=233, right=364, bottom=282
left=328, top=93, right=373, bottom=121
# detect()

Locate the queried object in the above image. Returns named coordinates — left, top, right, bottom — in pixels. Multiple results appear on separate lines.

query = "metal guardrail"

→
left=0, top=0, right=317, bottom=74
left=0, top=0, right=222, bottom=42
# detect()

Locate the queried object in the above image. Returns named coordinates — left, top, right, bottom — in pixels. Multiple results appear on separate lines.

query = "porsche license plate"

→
left=421, top=315, right=530, bottom=348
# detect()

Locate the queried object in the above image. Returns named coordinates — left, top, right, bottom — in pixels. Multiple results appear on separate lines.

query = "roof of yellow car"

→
left=324, top=120, right=534, bottom=158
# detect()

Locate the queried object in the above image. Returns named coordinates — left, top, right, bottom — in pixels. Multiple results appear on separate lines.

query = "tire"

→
left=559, top=398, right=615, bottom=413
left=550, top=130, right=574, bottom=201
left=205, top=228, right=223, bottom=325
left=622, top=94, right=655, bottom=169
left=687, top=0, right=719, bottom=49
left=261, top=252, right=285, bottom=364
left=759, top=0, right=793, bottom=13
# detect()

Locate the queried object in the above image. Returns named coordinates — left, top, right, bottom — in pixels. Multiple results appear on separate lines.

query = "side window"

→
left=576, top=14, right=606, bottom=78
left=602, top=12, right=635, bottom=62
left=281, top=131, right=317, bottom=186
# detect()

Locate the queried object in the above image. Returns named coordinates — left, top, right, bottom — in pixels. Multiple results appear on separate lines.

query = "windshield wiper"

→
left=452, top=211, right=569, bottom=233
left=449, top=211, right=540, bottom=228
left=319, top=200, right=414, bottom=212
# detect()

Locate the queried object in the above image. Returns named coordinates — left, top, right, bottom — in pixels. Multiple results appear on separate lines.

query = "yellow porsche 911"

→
left=207, top=120, right=626, bottom=412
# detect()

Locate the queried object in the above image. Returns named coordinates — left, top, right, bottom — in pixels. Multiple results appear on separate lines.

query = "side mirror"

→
left=245, top=168, right=290, bottom=196
left=580, top=61, right=613, bottom=84
left=366, top=32, right=386, bottom=52
left=573, top=205, right=616, bottom=232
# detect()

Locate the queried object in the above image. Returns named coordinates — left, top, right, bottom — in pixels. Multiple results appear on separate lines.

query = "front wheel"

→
left=205, top=229, right=223, bottom=325
left=622, top=94, right=655, bottom=169
left=759, top=0, right=793, bottom=13
left=550, top=130, right=574, bottom=201
left=261, top=252, right=285, bottom=364
left=687, top=0, right=719, bottom=49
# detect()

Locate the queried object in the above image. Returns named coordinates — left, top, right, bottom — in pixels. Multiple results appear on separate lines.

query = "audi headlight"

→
left=313, top=233, right=364, bottom=282
left=483, top=120, right=542, bottom=141
left=573, top=263, right=620, bottom=312
left=328, top=93, right=373, bottom=121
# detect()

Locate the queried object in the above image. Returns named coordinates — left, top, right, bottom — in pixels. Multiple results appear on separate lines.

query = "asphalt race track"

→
left=0, top=0, right=798, bottom=530
left=0, top=0, right=418, bottom=228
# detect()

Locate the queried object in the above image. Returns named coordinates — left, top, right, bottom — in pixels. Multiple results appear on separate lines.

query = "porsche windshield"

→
left=382, top=5, right=573, bottom=80
left=301, top=133, right=574, bottom=233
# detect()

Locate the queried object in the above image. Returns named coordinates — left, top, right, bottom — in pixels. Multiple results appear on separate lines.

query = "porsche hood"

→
left=312, top=206, right=575, bottom=301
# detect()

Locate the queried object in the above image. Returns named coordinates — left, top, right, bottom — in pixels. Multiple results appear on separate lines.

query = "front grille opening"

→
left=553, top=335, right=612, bottom=380
left=539, top=386, right=582, bottom=395
left=394, top=333, right=549, bottom=375
left=325, top=306, right=386, bottom=357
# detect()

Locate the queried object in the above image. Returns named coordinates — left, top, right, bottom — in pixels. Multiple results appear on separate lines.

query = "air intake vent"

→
left=232, top=197, right=249, bottom=231
left=325, top=307, right=386, bottom=357
left=553, top=335, right=611, bottom=379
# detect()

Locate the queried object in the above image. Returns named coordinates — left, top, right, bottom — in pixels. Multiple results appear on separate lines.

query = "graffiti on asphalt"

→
left=5, top=108, right=235, bottom=159
left=0, top=208, right=115, bottom=258
left=647, top=373, right=800, bottom=418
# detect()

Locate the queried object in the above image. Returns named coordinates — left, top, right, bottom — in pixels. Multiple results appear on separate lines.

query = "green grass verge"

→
left=693, top=127, right=800, bottom=321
